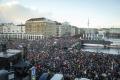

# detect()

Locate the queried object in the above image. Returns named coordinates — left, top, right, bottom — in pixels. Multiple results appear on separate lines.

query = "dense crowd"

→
left=7, top=37, right=120, bottom=80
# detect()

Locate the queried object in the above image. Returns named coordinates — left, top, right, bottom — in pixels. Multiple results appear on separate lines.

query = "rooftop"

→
left=54, top=21, right=62, bottom=25
left=0, top=49, right=21, bottom=58
left=27, top=17, right=51, bottom=22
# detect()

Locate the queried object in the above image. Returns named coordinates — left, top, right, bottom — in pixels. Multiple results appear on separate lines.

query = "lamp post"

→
left=0, top=37, right=7, bottom=54
left=117, top=45, right=120, bottom=55
left=21, top=44, right=28, bottom=61
left=18, top=43, right=28, bottom=61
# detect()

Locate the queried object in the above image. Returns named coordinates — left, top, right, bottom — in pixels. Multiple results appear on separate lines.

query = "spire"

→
left=88, top=18, right=90, bottom=28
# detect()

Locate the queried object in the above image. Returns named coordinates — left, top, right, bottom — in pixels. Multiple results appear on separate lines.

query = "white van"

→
left=50, top=74, right=64, bottom=80
left=75, top=78, right=90, bottom=80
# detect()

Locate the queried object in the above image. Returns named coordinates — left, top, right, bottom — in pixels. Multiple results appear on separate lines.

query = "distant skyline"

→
left=0, top=0, right=120, bottom=28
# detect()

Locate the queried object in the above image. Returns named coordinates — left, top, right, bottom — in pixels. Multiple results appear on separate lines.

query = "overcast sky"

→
left=0, top=0, right=120, bottom=28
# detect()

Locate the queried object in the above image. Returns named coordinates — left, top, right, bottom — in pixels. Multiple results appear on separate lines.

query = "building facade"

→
left=82, top=28, right=98, bottom=40
left=0, top=18, right=80, bottom=40
left=25, top=17, right=58, bottom=37
left=1, top=23, right=25, bottom=34
left=98, top=29, right=106, bottom=39
left=0, top=23, right=25, bottom=39
left=58, top=22, right=77, bottom=37
left=108, top=28, right=120, bottom=38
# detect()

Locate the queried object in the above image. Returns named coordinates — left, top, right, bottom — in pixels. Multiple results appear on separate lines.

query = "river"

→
left=81, top=38, right=120, bottom=54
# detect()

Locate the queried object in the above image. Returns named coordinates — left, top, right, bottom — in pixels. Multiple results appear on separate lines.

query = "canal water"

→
left=82, top=38, right=120, bottom=54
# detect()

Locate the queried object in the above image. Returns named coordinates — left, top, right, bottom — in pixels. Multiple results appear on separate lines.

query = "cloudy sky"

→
left=0, top=0, right=120, bottom=28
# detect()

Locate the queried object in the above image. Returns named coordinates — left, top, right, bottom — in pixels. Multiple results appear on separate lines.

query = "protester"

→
left=7, top=37, right=120, bottom=80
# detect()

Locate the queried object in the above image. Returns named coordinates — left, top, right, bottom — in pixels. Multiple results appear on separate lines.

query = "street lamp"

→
left=0, top=37, right=8, bottom=54
left=117, top=45, right=120, bottom=55
left=19, top=44, right=28, bottom=61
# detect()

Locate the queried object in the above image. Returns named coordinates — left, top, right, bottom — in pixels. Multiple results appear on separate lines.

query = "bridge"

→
left=71, top=39, right=112, bottom=49
left=72, top=34, right=113, bottom=48
left=81, top=39, right=112, bottom=45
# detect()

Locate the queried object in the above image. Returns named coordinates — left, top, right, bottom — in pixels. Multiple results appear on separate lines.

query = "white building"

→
left=0, top=23, right=25, bottom=39
left=83, top=28, right=98, bottom=40
left=61, top=22, right=71, bottom=36
left=109, top=28, right=120, bottom=34
left=108, top=28, right=120, bottom=38
left=98, top=29, right=106, bottom=39
left=71, top=26, right=76, bottom=36
left=1, top=23, right=25, bottom=34
left=58, top=22, right=76, bottom=37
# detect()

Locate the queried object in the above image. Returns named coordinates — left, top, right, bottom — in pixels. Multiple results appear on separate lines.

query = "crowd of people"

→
left=7, top=37, right=120, bottom=80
